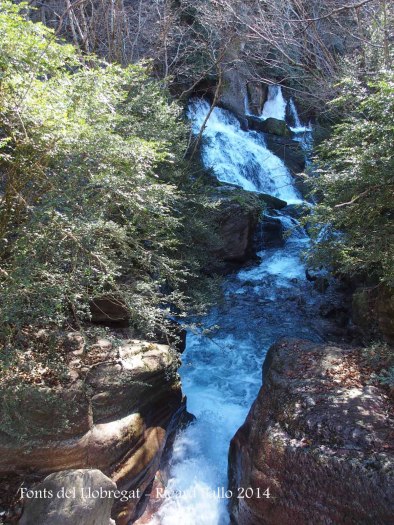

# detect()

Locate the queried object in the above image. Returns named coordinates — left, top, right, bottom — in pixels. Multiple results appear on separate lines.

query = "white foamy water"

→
left=148, top=332, right=260, bottom=525
left=261, top=85, right=287, bottom=121
left=148, top=94, right=320, bottom=525
left=288, top=97, right=313, bottom=138
left=260, top=87, right=312, bottom=138
left=238, top=239, right=309, bottom=288
left=187, top=99, right=302, bottom=204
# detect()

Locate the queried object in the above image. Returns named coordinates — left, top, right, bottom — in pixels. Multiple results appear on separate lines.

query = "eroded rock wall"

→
left=229, top=338, right=394, bottom=525
left=0, top=340, right=184, bottom=524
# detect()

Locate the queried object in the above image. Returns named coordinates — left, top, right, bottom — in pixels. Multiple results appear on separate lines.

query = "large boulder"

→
left=0, top=339, right=185, bottom=524
left=215, top=202, right=259, bottom=262
left=19, top=469, right=116, bottom=525
left=211, top=188, right=263, bottom=264
left=207, top=187, right=292, bottom=270
left=229, top=338, right=394, bottom=525
left=247, top=116, right=292, bottom=138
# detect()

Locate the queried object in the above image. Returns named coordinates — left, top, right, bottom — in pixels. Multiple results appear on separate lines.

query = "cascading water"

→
left=188, top=99, right=301, bottom=203
left=288, top=98, right=303, bottom=130
left=261, top=85, right=287, bottom=121
left=287, top=97, right=314, bottom=164
left=148, top=91, right=325, bottom=525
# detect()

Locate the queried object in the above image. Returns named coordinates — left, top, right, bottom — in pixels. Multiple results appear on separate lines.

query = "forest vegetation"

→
left=309, top=70, right=394, bottom=287
left=0, top=1, right=393, bottom=523
left=0, top=0, right=392, bottom=403
left=20, top=1, right=393, bottom=274
left=0, top=1, right=226, bottom=413
left=0, top=0, right=394, bottom=398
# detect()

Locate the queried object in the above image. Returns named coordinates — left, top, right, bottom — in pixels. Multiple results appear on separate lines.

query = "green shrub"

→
left=0, top=1, right=218, bottom=348
left=308, top=70, right=394, bottom=287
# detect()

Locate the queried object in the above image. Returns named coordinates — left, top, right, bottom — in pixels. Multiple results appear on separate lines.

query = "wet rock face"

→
left=217, top=38, right=251, bottom=120
left=263, top=134, right=312, bottom=199
left=247, top=116, right=292, bottom=138
left=246, top=82, right=267, bottom=116
left=263, top=134, right=305, bottom=175
left=210, top=188, right=263, bottom=265
left=0, top=341, right=184, bottom=525
left=215, top=202, right=259, bottom=262
left=229, top=338, right=394, bottom=525
left=220, top=66, right=248, bottom=120
left=19, top=469, right=116, bottom=525
left=259, top=216, right=284, bottom=247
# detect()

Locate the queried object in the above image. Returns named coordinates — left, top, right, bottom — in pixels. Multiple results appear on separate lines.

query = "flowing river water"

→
left=148, top=88, right=327, bottom=525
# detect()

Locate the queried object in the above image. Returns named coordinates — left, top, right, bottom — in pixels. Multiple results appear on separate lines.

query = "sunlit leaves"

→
left=0, top=1, right=197, bottom=337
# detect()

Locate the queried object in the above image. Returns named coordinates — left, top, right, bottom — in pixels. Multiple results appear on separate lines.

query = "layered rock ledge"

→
left=0, top=339, right=185, bottom=524
left=229, top=338, right=394, bottom=525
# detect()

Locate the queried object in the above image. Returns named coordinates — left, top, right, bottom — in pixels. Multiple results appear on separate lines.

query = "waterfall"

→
left=261, top=85, right=287, bottom=121
left=187, top=99, right=302, bottom=204
left=244, top=93, right=251, bottom=116
left=288, top=97, right=312, bottom=135
left=259, top=86, right=312, bottom=135
left=289, top=98, right=302, bottom=128
left=148, top=97, right=323, bottom=525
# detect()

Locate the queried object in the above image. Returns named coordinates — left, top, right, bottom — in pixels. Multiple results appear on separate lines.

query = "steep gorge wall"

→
left=229, top=338, right=394, bottom=525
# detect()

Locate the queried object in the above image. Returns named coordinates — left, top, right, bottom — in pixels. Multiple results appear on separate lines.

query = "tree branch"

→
left=288, top=0, right=375, bottom=23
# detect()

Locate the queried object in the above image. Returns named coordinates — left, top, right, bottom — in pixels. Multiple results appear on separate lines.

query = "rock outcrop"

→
left=218, top=38, right=250, bottom=121
left=229, top=338, right=394, bottom=525
left=0, top=339, right=185, bottom=524
left=259, top=216, right=284, bottom=247
left=19, top=469, right=116, bottom=525
left=214, top=202, right=259, bottom=262
left=246, top=82, right=268, bottom=116
left=216, top=40, right=271, bottom=125
left=263, top=134, right=312, bottom=198
left=211, top=187, right=264, bottom=265
left=247, top=116, right=292, bottom=138
left=263, top=134, right=305, bottom=175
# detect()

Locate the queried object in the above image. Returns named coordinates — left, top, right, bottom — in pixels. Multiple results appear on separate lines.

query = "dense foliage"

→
left=0, top=3, right=227, bottom=439
left=0, top=1, right=218, bottom=347
left=308, top=70, right=394, bottom=286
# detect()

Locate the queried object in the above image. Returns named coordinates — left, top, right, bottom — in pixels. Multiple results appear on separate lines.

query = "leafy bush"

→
left=0, top=1, right=218, bottom=347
